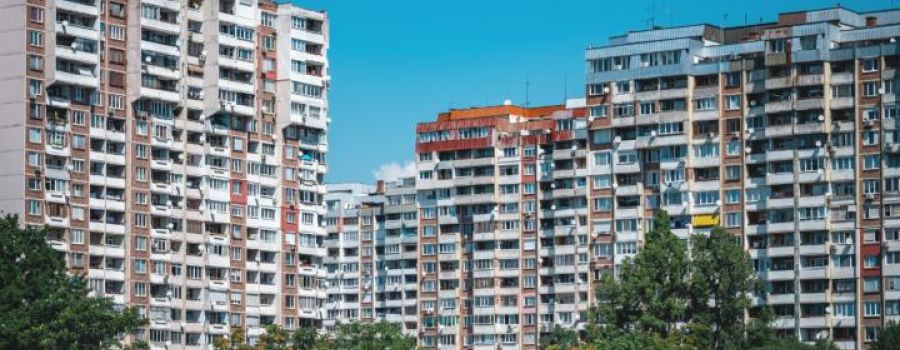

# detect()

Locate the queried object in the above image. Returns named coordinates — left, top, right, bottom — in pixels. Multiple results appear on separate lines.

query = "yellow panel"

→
left=692, top=214, right=720, bottom=227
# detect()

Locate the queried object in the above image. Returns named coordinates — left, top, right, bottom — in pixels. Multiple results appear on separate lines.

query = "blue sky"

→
left=294, top=0, right=891, bottom=183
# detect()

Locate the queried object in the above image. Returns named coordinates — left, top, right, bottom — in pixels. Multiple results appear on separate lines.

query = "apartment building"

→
left=414, top=102, right=598, bottom=350
left=0, top=0, right=330, bottom=348
left=322, top=178, right=419, bottom=334
left=584, top=6, right=900, bottom=350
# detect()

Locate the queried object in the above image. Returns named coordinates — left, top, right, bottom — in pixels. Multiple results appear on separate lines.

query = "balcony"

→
left=141, top=17, right=180, bottom=34
left=56, top=46, right=100, bottom=64
left=57, top=0, right=99, bottom=17
left=55, top=23, right=100, bottom=41
left=140, top=86, right=180, bottom=103
left=54, top=70, right=99, bottom=88
left=140, top=40, right=179, bottom=57
left=764, top=100, right=792, bottom=113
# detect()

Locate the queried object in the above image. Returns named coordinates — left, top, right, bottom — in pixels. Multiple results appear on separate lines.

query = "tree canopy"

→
left=0, top=214, right=145, bottom=349
left=215, top=322, right=416, bottom=350
left=544, top=211, right=840, bottom=350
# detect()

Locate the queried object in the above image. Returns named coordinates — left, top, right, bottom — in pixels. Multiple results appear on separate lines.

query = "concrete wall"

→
left=0, top=1, right=28, bottom=219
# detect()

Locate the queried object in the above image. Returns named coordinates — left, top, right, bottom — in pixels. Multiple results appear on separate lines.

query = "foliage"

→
left=872, top=321, right=900, bottom=350
left=588, top=327, right=698, bottom=350
left=0, top=214, right=145, bottom=349
left=540, top=325, right=579, bottom=350
left=319, top=321, right=417, bottom=350
left=596, top=211, right=690, bottom=336
left=590, top=210, right=840, bottom=350
left=749, top=339, right=837, bottom=350
left=216, top=322, right=414, bottom=350
left=290, top=326, right=319, bottom=350
left=688, top=226, right=757, bottom=349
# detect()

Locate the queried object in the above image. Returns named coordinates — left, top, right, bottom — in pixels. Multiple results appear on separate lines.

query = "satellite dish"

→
left=503, top=99, right=512, bottom=106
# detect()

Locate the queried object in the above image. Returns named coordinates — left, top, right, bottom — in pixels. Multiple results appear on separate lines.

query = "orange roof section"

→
left=436, top=104, right=564, bottom=122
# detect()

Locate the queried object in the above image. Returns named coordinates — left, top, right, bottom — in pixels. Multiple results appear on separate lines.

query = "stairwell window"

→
left=863, top=58, right=879, bottom=72
left=694, top=97, right=716, bottom=111
left=768, top=39, right=786, bottom=53
left=865, top=302, right=881, bottom=317
left=725, top=95, right=741, bottom=110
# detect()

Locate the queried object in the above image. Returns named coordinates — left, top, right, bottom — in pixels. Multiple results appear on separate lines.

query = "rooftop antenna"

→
left=666, top=2, right=673, bottom=27
left=643, top=3, right=656, bottom=29
left=524, top=78, right=530, bottom=107
left=563, top=74, right=568, bottom=102
left=722, top=11, right=729, bottom=28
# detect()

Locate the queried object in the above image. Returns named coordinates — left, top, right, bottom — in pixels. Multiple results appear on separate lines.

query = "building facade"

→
left=322, top=178, right=419, bottom=333
left=410, top=7, right=900, bottom=350
left=414, top=103, right=597, bottom=350
left=0, top=0, right=330, bottom=347
left=584, top=6, right=900, bottom=350
left=6, top=2, right=900, bottom=350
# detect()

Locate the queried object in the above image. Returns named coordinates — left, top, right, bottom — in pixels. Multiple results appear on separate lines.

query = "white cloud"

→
left=372, top=161, right=416, bottom=182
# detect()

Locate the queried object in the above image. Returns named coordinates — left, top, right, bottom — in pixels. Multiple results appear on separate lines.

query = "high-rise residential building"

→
left=7, top=1, right=900, bottom=350
left=414, top=102, right=596, bottom=349
left=584, top=6, right=900, bottom=350
left=0, top=0, right=330, bottom=347
left=322, top=178, right=419, bottom=333
left=410, top=6, right=900, bottom=349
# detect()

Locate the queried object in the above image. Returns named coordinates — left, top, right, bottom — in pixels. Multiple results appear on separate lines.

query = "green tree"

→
left=540, top=325, right=579, bottom=350
left=589, top=327, right=697, bottom=350
left=596, top=211, right=690, bottom=336
left=214, top=325, right=318, bottom=350
left=687, top=227, right=757, bottom=349
left=316, top=322, right=416, bottom=350
left=749, top=339, right=837, bottom=350
left=291, top=326, right=319, bottom=350
left=213, top=327, right=254, bottom=350
left=0, top=214, right=145, bottom=349
left=872, top=321, right=900, bottom=350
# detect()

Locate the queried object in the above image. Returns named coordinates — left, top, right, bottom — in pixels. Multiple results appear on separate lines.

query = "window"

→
left=695, top=191, right=719, bottom=205
left=616, top=242, right=637, bottom=255
left=28, top=6, right=43, bottom=22
left=694, top=97, right=716, bottom=111
left=725, top=95, right=741, bottom=110
left=27, top=54, right=43, bottom=71
left=865, top=301, right=881, bottom=317
left=864, top=154, right=881, bottom=170
left=28, top=128, right=41, bottom=143
left=108, top=95, right=125, bottom=110
left=109, top=25, right=126, bottom=41
left=725, top=165, right=741, bottom=179
left=613, top=103, right=634, bottom=117
left=834, top=303, right=855, bottom=317
left=832, top=157, right=854, bottom=170
left=261, top=12, right=276, bottom=27
left=769, top=39, right=786, bottom=53
left=637, top=102, right=654, bottom=116
left=725, top=212, right=741, bottom=227
left=589, top=105, right=608, bottom=118
left=863, top=81, right=879, bottom=96
left=27, top=200, right=40, bottom=215
left=28, top=79, right=42, bottom=97
left=28, top=31, right=42, bottom=47
left=863, top=58, right=879, bottom=72
left=725, top=189, right=740, bottom=204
